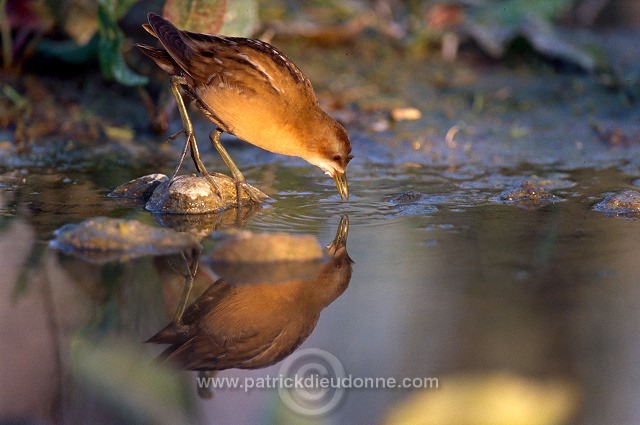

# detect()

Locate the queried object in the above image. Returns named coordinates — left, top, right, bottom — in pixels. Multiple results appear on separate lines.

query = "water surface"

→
left=3, top=34, right=640, bottom=424
left=2, top=155, right=640, bottom=424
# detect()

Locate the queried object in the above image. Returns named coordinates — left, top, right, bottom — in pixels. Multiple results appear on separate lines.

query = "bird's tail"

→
left=136, top=43, right=181, bottom=75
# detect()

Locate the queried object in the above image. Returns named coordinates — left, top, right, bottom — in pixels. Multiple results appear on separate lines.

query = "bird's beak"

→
left=333, top=172, right=349, bottom=201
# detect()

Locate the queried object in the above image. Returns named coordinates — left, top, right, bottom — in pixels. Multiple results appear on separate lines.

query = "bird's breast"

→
left=194, top=85, right=315, bottom=158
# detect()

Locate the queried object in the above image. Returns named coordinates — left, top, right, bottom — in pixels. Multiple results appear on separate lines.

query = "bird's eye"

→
left=333, top=154, right=342, bottom=162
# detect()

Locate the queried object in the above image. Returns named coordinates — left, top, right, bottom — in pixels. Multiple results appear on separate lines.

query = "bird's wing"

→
left=179, top=31, right=316, bottom=99
left=145, top=13, right=196, bottom=77
left=146, top=14, right=315, bottom=99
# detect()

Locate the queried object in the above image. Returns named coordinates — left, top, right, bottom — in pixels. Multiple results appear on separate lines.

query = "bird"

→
left=137, top=13, right=353, bottom=202
left=146, top=217, right=352, bottom=371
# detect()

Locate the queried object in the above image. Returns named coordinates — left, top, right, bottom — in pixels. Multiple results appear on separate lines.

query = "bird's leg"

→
left=167, top=129, right=188, bottom=180
left=170, top=76, right=223, bottom=198
left=208, top=129, right=268, bottom=204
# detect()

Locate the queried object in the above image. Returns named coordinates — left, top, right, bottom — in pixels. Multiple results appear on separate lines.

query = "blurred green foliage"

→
left=71, top=335, right=197, bottom=425
left=0, top=0, right=628, bottom=83
left=163, top=0, right=228, bottom=34
left=469, top=0, right=574, bottom=26
left=462, top=0, right=597, bottom=71
left=97, top=0, right=147, bottom=86
left=0, top=0, right=230, bottom=84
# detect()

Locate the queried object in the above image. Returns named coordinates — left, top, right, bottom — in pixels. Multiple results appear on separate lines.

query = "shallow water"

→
left=3, top=29, right=640, bottom=423
left=3, top=147, right=640, bottom=424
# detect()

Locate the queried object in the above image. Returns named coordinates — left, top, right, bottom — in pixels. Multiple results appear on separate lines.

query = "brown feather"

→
left=142, top=23, right=156, bottom=37
left=136, top=44, right=180, bottom=75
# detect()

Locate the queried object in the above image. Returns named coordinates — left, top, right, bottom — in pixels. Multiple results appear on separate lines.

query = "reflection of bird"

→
left=137, top=13, right=353, bottom=202
left=147, top=218, right=352, bottom=370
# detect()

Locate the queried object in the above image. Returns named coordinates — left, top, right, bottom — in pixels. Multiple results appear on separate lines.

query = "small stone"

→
left=389, top=191, right=423, bottom=204
left=498, top=181, right=561, bottom=209
left=50, top=217, right=199, bottom=263
left=594, top=190, right=640, bottom=218
left=371, top=119, right=390, bottom=132
left=211, top=232, right=325, bottom=263
left=390, top=107, right=421, bottom=121
left=108, top=174, right=169, bottom=201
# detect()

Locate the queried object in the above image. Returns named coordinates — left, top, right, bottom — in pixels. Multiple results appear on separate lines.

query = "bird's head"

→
left=308, top=119, right=353, bottom=201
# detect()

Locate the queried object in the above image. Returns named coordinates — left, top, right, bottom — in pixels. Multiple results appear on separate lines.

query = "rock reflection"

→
left=147, top=217, right=352, bottom=372
left=49, top=202, right=262, bottom=263
left=151, top=202, right=262, bottom=238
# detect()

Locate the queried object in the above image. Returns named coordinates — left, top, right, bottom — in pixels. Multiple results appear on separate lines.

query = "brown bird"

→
left=147, top=217, right=352, bottom=371
left=137, top=13, right=353, bottom=202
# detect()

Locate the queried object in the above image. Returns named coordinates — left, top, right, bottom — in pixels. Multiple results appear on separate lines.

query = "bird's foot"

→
left=236, top=180, right=269, bottom=204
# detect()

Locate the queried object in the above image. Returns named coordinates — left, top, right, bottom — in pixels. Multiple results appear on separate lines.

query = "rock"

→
left=211, top=232, right=325, bottom=263
left=108, top=174, right=169, bottom=201
left=498, top=181, right=561, bottom=209
left=145, top=174, right=255, bottom=214
left=209, top=232, right=327, bottom=284
left=593, top=190, right=640, bottom=218
left=50, top=217, right=199, bottom=263
left=390, top=107, right=422, bottom=121
left=389, top=191, right=423, bottom=204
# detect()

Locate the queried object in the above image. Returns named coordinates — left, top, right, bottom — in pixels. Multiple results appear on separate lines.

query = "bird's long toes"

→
left=240, top=182, right=268, bottom=203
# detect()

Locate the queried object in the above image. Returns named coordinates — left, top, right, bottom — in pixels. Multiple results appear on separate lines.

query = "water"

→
left=3, top=152, right=640, bottom=424
left=3, top=33, right=640, bottom=423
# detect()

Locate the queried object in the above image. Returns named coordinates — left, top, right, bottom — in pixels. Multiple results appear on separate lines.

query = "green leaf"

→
left=163, top=0, right=259, bottom=36
left=163, top=0, right=227, bottom=34
left=97, top=0, right=148, bottom=86
left=219, top=0, right=258, bottom=37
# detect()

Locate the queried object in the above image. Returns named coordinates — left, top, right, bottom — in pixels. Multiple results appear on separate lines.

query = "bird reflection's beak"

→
left=333, top=172, right=349, bottom=201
